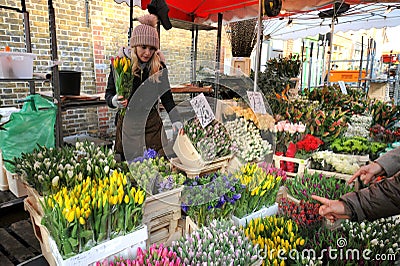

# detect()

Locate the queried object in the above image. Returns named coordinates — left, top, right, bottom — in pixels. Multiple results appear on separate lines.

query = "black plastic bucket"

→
left=59, top=70, right=81, bottom=96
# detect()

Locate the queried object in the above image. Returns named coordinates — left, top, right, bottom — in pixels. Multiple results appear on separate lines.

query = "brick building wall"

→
left=0, top=0, right=231, bottom=141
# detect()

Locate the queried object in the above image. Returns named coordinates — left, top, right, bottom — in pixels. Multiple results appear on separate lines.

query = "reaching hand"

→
left=112, top=95, right=128, bottom=109
left=311, top=195, right=351, bottom=223
left=348, top=162, right=384, bottom=185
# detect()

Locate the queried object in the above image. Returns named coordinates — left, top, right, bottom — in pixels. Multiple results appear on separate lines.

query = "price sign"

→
left=247, top=91, right=267, bottom=114
left=338, top=81, right=347, bottom=94
left=190, top=93, right=215, bottom=128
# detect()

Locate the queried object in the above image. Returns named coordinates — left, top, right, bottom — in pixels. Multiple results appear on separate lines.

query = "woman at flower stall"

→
left=105, top=14, right=182, bottom=161
left=312, top=147, right=400, bottom=222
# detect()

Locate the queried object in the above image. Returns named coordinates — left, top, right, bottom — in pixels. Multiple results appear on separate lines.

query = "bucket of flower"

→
left=128, top=149, right=186, bottom=246
left=282, top=170, right=356, bottom=230
left=41, top=170, right=148, bottom=266
left=172, top=118, right=233, bottom=175
left=181, top=171, right=243, bottom=234
left=231, top=162, right=286, bottom=227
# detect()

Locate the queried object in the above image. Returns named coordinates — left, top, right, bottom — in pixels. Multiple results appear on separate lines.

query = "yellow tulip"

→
left=75, top=207, right=81, bottom=218
left=123, top=62, right=129, bottom=73
left=300, top=239, right=305, bottom=246
left=79, top=216, right=85, bottom=225
left=67, top=210, right=75, bottom=223
left=124, top=195, right=129, bottom=204
left=138, top=194, right=144, bottom=205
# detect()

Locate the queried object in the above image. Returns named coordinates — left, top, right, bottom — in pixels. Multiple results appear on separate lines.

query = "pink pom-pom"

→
left=138, top=14, right=158, bottom=28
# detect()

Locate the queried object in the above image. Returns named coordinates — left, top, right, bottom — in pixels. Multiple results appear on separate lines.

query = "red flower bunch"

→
left=296, top=134, right=324, bottom=152
left=369, top=124, right=400, bottom=143
left=278, top=198, right=323, bottom=228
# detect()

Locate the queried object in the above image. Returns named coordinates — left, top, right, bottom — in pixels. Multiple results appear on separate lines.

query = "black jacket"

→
left=105, top=61, right=177, bottom=121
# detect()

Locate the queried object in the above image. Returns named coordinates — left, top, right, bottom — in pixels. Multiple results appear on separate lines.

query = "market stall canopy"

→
left=118, top=0, right=400, bottom=23
left=264, top=2, right=400, bottom=40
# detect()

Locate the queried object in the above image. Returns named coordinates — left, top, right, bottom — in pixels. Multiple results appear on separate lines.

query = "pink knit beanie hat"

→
left=130, top=14, right=159, bottom=49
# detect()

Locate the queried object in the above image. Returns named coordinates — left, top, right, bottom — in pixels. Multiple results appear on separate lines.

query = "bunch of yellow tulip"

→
left=42, top=170, right=145, bottom=259
left=111, top=56, right=133, bottom=115
left=244, top=216, right=305, bottom=266
left=233, top=163, right=283, bottom=218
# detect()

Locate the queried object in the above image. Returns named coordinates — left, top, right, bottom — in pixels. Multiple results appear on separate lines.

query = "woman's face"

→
left=136, top=45, right=156, bottom=62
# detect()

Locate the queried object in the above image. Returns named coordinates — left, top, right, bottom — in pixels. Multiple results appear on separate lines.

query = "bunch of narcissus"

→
left=244, top=216, right=305, bottom=265
left=42, top=170, right=145, bottom=259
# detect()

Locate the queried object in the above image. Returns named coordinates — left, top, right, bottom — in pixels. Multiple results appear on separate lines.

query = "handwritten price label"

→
left=190, top=93, right=215, bottom=128
left=247, top=91, right=267, bottom=114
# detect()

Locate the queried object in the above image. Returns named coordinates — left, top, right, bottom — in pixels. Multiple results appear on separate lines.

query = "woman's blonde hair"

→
left=131, top=47, right=162, bottom=83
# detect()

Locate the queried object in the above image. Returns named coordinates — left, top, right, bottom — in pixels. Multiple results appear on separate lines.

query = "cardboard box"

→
left=231, top=57, right=251, bottom=76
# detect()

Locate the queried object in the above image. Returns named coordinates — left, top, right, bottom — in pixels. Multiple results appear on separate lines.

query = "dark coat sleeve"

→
left=375, top=147, right=400, bottom=177
left=340, top=175, right=400, bottom=221
left=105, top=64, right=117, bottom=108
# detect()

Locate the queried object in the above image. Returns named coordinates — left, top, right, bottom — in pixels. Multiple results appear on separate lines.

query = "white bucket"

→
left=0, top=52, right=36, bottom=78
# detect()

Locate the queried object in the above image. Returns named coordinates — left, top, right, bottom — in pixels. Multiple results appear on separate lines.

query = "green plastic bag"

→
left=0, top=94, right=57, bottom=172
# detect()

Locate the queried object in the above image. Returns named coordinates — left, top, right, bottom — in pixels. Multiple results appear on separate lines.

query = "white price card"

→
left=190, top=93, right=215, bottom=128
left=338, top=81, right=347, bottom=94
left=247, top=91, right=267, bottom=114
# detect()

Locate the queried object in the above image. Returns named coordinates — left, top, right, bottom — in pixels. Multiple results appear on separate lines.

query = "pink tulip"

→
left=288, top=123, right=297, bottom=134
left=297, top=123, right=306, bottom=133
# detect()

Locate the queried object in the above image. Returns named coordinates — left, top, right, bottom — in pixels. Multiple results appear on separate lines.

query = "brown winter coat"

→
left=340, top=147, right=400, bottom=221
left=105, top=61, right=177, bottom=160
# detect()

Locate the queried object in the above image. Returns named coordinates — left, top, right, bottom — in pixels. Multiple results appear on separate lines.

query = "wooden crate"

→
left=184, top=216, right=199, bottom=235
left=170, top=157, right=230, bottom=178
left=143, top=187, right=183, bottom=246
left=24, top=198, right=56, bottom=266
left=147, top=211, right=181, bottom=246
left=143, top=186, right=183, bottom=224
left=273, top=155, right=309, bottom=177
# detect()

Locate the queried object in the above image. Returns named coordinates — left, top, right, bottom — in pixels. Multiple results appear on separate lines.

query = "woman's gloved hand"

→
left=112, top=95, right=127, bottom=109
left=172, top=121, right=183, bottom=134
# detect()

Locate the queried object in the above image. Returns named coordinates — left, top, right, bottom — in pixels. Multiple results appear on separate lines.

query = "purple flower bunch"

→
left=132, top=148, right=158, bottom=163
left=181, top=172, right=242, bottom=227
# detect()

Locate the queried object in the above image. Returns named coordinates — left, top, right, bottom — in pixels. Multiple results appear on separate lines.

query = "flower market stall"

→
left=2, top=56, right=399, bottom=265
